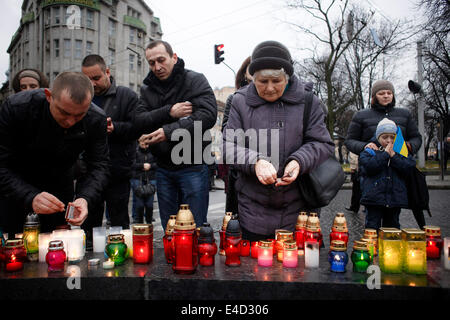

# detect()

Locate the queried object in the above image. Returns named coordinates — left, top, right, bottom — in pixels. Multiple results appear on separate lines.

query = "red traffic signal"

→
left=214, top=44, right=225, bottom=64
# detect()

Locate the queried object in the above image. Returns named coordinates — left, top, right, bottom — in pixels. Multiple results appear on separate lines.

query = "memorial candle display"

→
left=424, top=226, right=443, bottom=259
left=401, top=229, right=427, bottom=275
left=351, top=240, right=372, bottom=273
left=275, top=230, right=294, bottom=262
left=172, top=204, right=198, bottom=275
left=282, top=240, right=298, bottom=268
left=295, top=212, right=308, bottom=251
left=257, top=240, right=273, bottom=267
left=329, top=213, right=349, bottom=247
left=163, top=215, right=176, bottom=264
left=219, top=212, right=233, bottom=256
left=197, top=223, right=217, bottom=267
left=23, top=212, right=40, bottom=261
left=225, top=216, right=242, bottom=267
left=379, top=228, right=402, bottom=274
left=46, top=240, right=66, bottom=272
left=132, top=224, right=153, bottom=264
left=328, top=240, right=348, bottom=273
left=3, top=239, right=27, bottom=272
left=105, top=234, right=128, bottom=266
left=444, top=237, right=450, bottom=270
left=305, top=240, right=319, bottom=268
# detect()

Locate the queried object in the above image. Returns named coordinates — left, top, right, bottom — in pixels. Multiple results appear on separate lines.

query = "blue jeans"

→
left=130, top=178, right=156, bottom=223
left=365, top=205, right=401, bottom=230
left=156, top=165, right=209, bottom=231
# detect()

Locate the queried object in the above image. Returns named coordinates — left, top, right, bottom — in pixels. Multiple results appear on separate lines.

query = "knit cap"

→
left=248, top=40, right=294, bottom=76
left=371, top=80, right=395, bottom=97
left=376, top=118, right=397, bottom=140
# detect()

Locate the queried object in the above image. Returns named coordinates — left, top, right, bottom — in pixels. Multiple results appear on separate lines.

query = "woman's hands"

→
left=255, top=159, right=300, bottom=186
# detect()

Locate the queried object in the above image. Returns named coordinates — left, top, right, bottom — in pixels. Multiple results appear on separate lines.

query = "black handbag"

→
left=134, top=174, right=156, bottom=199
left=297, top=91, right=345, bottom=209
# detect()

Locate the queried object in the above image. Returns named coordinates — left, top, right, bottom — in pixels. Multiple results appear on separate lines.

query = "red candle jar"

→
left=240, top=240, right=250, bottom=257
left=132, top=224, right=153, bottom=264
left=225, top=216, right=241, bottom=267
left=330, top=212, right=349, bottom=246
left=306, top=213, right=322, bottom=248
left=219, top=212, right=233, bottom=256
left=172, top=204, right=198, bottom=274
left=295, top=212, right=308, bottom=250
left=3, top=239, right=27, bottom=272
left=251, top=241, right=259, bottom=259
left=163, top=215, right=176, bottom=264
left=425, top=226, right=443, bottom=259
left=198, top=223, right=217, bottom=266
left=275, top=230, right=294, bottom=262
left=46, top=240, right=66, bottom=272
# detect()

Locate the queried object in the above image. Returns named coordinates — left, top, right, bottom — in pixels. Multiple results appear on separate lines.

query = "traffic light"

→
left=214, top=44, right=225, bottom=64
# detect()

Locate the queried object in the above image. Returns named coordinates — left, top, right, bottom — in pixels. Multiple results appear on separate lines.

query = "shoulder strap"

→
left=302, top=91, right=314, bottom=138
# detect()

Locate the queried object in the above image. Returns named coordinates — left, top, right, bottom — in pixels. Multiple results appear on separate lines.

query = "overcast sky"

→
left=0, top=0, right=423, bottom=89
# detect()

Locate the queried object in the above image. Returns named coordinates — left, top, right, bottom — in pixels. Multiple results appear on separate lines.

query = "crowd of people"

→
left=0, top=39, right=426, bottom=249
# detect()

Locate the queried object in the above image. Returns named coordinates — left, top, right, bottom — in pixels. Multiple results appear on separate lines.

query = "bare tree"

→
left=286, top=0, right=413, bottom=135
left=286, top=0, right=414, bottom=139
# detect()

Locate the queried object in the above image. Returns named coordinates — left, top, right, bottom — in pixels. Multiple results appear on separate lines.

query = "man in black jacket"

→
left=0, top=72, right=109, bottom=234
left=135, top=40, right=217, bottom=230
left=82, top=54, right=138, bottom=230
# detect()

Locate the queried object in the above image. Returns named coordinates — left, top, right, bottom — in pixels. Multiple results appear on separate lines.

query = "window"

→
left=53, top=7, right=60, bottom=24
left=86, top=10, right=94, bottom=28
left=54, top=39, right=60, bottom=58
left=129, top=54, right=135, bottom=71
left=129, top=27, right=135, bottom=43
left=108, top=49, right=115, bottom=66
left=75, top=40, right=82, bottom=59
left=86, top=41, right=93, bottom=55
left=108, top=19, right=116, bottom=37
left=64, top=39, right=71, bottom=58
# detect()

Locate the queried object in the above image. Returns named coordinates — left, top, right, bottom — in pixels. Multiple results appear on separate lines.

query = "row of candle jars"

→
left=378, top=227, right=429, bottom=275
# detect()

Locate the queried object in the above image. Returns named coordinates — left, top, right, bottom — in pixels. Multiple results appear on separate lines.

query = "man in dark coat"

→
left=82, top=54, right=138, bottom=230
left=0, top=72, right=109, bottom=234
left=135, top=40, right=217, bottom=230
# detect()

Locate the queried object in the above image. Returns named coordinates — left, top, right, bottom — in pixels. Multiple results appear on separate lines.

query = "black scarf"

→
left=144, top=58, right=186, bottom=92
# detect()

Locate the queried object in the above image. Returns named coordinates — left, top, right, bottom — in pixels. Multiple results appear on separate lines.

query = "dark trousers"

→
left=85, top=178, right=131, bottom=230
left=365, top=205, right=401, bottom=230
left=349, top=171, right=361, bottom=211
left=225, top=168, right=239, bottom=216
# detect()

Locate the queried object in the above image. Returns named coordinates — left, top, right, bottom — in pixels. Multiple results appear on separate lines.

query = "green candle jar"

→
left=105, top=234, right=127, bottom=266
left=351, top=240, right=372, bottom=273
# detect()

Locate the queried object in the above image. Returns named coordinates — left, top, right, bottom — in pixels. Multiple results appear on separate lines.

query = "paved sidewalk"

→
left=343, top=174, right=450, bottom=190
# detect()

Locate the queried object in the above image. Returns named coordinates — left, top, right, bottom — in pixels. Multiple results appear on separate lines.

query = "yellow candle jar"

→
left=401, top=229, right=427, bottom=275
left=379, top=228, right=402, bottom=274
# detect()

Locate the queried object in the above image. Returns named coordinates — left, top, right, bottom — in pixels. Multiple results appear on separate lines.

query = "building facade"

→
left=7, top=0, right=162, bottom=95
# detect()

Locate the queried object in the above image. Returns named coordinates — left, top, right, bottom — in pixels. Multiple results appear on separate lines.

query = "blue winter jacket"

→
left=359, top=147, right=416, bottom=208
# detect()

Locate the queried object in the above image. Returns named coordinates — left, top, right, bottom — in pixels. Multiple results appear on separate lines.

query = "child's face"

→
left=378, top=133, right=395, bottom=148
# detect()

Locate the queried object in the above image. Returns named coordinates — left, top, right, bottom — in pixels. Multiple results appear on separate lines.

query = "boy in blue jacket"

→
left=359, top=118, right=416, bottom=230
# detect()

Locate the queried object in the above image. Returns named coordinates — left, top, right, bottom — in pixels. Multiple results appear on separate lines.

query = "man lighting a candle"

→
left=0, top=72, right=110, bottom=234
